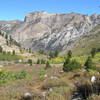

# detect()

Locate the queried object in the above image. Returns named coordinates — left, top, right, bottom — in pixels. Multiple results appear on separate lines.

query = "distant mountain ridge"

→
left=0, top=12, right=100, bottom=53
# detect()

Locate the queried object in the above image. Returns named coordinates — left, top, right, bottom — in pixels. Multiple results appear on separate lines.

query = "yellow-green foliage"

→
left=0, top=69, right=29, bottom=85
left=83, top=69, right=99, bottom=78
left=32, top=53, right=46, bottom=57
left=0, top=53, right=24, bottom=61
left=69, top=52, right=100, bottom=65
left=88, top=69, right=98, bottom=76
left=50, top=57, right=64, bottom=64
left=49, top=52, right=100, bottom=65
left=16, top=55, right=25, bottom=59
left=39, top=70, right=47, bottom=80
left=92, top=53, right=100, bottom=63
left=72, top=56, right=87, bottom=65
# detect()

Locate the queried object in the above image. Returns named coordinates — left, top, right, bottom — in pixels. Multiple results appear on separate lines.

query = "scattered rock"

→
left=21, top=92, right=33, bottom=100
left=44, top=74, right=48, bottom=78
left=49, top=88, right=53, bottom=92
left=91, top=76, right=96, bottom=83
left=19, top=59, right=22, bottom=63
left=50, top=76, right=58, bottom=79
left=0, top=65, right=3, bottom=68
left=42, top=92, right=47, bottom=97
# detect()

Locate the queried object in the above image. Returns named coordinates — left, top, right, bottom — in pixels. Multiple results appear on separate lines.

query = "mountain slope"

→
left=0, top=20, right=21, bottom=33
left=0, top=32, right=20, bottom=54
left=72, top=25, right=100, bottom=55
left=0, top=12, right=100, bottom=53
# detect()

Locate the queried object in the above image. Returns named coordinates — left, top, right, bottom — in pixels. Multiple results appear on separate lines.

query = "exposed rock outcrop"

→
left=0, top=12, right=100, bottom=53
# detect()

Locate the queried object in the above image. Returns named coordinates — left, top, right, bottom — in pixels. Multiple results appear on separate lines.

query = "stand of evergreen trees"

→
left=63, top=48, right=99, bottom=72
left=63, top=50, right=81, bottom=72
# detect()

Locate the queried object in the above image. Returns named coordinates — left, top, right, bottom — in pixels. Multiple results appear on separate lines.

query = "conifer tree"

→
left=84, top=56, right=96, bottom=70
left=91, top=48, right=96, bottom=58
left=67, top=50, right=72, bottom=58
left=0, top=46, right=3, bottom=53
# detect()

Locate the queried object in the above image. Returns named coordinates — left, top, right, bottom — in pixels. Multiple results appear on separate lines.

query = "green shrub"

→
left=63, top=57, right=70, bottom=66
left=36, top=59, right=46, bottom=64
left=0, top=69, right=28, bottom=85
left=45, top=61, right=51, bottom=69
left=27, top=59, right=32, bottom=66
left=14, top=70, right=27, bottom=80
left=36, top=59, right=41, bottom=64
left=40, top=59, right=46, bottom=64
left=63, top=59, right=81, bottom=72
left=39, top=70, right=47, bottom=80
left=84, top=56, right=96, bottom=70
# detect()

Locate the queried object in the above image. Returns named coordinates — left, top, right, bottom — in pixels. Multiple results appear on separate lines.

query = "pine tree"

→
left=37, top=59, right=40, bottom=64
left=84, top=56, right=96, bottom=70
left=12, top=50, right=15, bottom=55
left=0, top=46, right=3, bottom=53
left=67, top=50, right=72, bottom=58
left=10, top=35, right=12, bottom=41
left=9, top=35, right=13, bottom=45
left=6, top=40, right=9, bottom=46
left=45, top=61, right=51, bottom=69
left=63, top=57, right=81, bottom=72
left=41, top=59, right=46, bottom=64
left=91, top=48, right=96, bottom=58
left=5, top=34, right=8, bottom=40
left=63, top=57, right=70, bottom=67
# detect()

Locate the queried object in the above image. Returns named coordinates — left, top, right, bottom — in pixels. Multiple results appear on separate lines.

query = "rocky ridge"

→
left=0, top=12, right=100, bottom=53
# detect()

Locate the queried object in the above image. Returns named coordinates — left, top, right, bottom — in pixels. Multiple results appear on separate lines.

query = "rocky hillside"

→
left=0, top=12, right=100, bottom=53
left=0, top=31, right=20, bottom=54
left=0, top=20, right=21, bottom=33
left=72, top=25, right=100, bottom=55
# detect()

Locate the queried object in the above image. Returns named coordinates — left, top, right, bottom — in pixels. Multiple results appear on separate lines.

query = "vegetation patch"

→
left=46, top=86, right=74, bottom=100
left=42, top=78, right=68, bottom=90
left=39, top=70, right=47, bottom=80
left=0, top=69, right=29, bottom=85
left=0, top=53, right=23, bottom=61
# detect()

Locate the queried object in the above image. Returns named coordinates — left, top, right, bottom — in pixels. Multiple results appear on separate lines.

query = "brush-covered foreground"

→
left=0, top=52, right=99, bottom=100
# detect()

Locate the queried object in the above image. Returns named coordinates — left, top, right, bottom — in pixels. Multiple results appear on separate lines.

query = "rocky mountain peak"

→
left=24, top=11, right=58, bottom=23
left=0, top=12, right=100, bottom=53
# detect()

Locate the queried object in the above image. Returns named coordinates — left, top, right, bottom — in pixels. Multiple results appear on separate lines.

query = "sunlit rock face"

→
left=0, top=12, right=100, bottom=52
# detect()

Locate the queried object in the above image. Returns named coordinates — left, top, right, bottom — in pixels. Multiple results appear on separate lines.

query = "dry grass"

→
left=88, top=95, right=100, bottom=100
left=0, top=62, right=99, bottom=100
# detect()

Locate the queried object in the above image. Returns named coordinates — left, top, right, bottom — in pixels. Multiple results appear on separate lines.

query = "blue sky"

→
left=0, top=0, right=100, bottom=21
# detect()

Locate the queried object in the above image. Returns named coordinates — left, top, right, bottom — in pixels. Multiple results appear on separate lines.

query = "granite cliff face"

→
left=0, top=12, right=100, bottom=52
left=0, top=20, right=21, bottom=33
